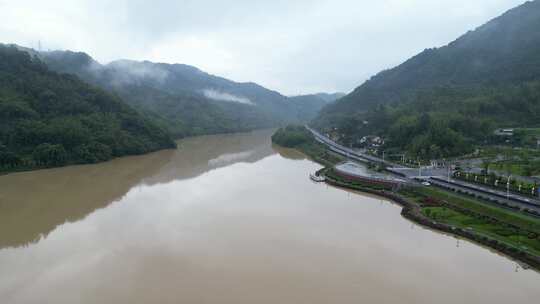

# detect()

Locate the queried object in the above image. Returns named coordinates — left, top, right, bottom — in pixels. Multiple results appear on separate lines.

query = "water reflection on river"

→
left=0, top=129, right=538, bottom=304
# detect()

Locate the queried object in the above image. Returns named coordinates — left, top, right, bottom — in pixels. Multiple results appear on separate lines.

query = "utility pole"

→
left=507, top=174, right=511, bottom=200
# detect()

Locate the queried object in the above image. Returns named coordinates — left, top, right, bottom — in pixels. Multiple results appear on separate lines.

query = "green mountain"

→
left=289, top=92, right=345, bottom=122
left=38, top=51, right=310, bottom=137
left=0, top=45, right=175, bottom=171
left=314, top=0, right=540, bottom=159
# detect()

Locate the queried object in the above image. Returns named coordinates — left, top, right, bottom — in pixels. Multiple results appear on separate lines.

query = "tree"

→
left=32, top=143, right=68, bottom=166
left=0, top=151, right=22, bottom=168
left=482, top=156, right=494, bottom=174
left=0, top=45, right=176, bottom=172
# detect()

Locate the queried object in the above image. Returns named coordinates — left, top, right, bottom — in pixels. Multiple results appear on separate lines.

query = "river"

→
left=0, top=129, right=538, bottom=303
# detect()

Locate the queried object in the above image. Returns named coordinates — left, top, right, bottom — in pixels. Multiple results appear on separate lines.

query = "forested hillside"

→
left=117, top=84, right=275, bottom=137
left=314, top=0, right=540, bottom=159
left=39, top=51, right=298, bottom=137
left=0, top=45, right=175, bottom=171
left=37, top=50, right=346, bottom=137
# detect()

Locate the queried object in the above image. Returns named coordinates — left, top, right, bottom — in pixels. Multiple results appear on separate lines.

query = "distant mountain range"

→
left=0, top=43, right=342, bottom=171
left=289, top=92, right=345, bottom=122
left=314, top=0, right=540, bottom=159
left=27, top=48, right=341, bottom=138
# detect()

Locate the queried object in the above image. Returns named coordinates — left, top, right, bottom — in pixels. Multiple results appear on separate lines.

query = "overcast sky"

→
left=0, top=0, right=527, bottom=95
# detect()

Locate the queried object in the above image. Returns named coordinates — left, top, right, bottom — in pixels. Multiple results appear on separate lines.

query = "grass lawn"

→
left=517, top=128, right=540, bottom=135
left=415, top=187, right=540, bottom=234
left=422, top=206, right=540, bottom=256
left=478, top=146, right=540, bottom=159
left=491, top=162, right=540, bottom=177
left=491, top=163, right=528, bottom=176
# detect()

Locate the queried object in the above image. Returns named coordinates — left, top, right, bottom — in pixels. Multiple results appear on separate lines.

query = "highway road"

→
left=306, top=126, right=540, bottom=214
left=306, top=126, right=399, bottom=167
left=429, top=178, right=540, bottom=214
left=430, top=176, right=540, bottom=208
left=307, top=126, right=447, bottom=177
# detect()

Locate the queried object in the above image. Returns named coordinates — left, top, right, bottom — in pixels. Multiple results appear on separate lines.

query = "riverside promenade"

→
left=306, top=126, right=540, bottom=212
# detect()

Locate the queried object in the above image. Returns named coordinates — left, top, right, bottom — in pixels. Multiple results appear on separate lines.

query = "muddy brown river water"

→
left=0, top=129, right=538, bottom=303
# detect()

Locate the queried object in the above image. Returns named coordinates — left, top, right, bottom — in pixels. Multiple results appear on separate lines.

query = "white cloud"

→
left=203, top=89, right=254, bottom=105
left=106, top=60, right=170, bottom=86
left=0, top=0, right=527, bottom=94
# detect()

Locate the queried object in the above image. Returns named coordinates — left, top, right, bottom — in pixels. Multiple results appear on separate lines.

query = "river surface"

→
left=0, top=129, right=538, bottom=303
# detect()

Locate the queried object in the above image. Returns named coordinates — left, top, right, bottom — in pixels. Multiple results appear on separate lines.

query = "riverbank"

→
left=325, top=171, right=540, bottom=269
left=271, top=125, right=343, bottom=167
left=272, top=126, right=540, bottom=271
left=0, top=128, right=278, bottom=176
left=0, top=145, right=179, bottom=176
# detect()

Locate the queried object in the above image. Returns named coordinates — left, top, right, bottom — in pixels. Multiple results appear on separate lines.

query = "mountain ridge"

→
left=35, top=49, right=294, bottom=137
left=0, top=45, right=176, bottom=171
left=320, top=0, right=540, bottom=116
left=29, top=47, right=344, bottom=137
left=313, top=0, right=540, bottom=159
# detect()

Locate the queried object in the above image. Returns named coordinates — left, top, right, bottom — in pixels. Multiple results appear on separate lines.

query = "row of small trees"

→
left=454, top=171, right=539, bottom=197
